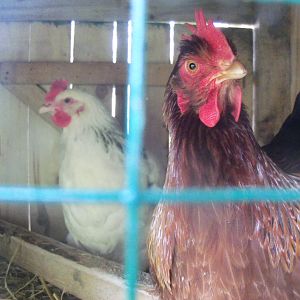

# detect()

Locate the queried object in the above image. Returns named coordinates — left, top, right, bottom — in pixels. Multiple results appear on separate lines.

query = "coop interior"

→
left=0, top=1, right=299, bottom=300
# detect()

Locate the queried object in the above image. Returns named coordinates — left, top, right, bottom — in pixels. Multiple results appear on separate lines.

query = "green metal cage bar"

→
left=2, top=187, right=300, bottom=203
left=125, top=0, right=147, bottom=298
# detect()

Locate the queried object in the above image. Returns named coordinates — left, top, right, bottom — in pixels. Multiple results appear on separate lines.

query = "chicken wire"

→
left=0, top=0, right=300, bottom=299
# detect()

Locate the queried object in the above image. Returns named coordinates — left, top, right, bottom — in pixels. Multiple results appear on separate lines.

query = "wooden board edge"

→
left=0, top=62, right=172, bottom=87
left=3, top=84, right=59, bottom=131
left=0, top=220, right=158, bottom=300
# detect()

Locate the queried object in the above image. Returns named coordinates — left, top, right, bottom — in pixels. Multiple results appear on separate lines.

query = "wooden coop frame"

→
left=0, top=1, right=299, bottom=299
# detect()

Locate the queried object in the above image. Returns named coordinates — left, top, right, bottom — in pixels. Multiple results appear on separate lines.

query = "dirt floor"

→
left=0, top=255, right=78, bottom=300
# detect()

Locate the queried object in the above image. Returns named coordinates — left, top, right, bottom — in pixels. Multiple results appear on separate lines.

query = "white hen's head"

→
left=39, top=80, right=107, bottom=128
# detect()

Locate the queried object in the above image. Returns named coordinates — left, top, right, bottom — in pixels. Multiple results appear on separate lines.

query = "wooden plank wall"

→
left=0, top=21, right=65, bottom=241
left=291, top=5, right=300, bottom=105
left=0, top=22, right=31, bottom=229
left=0, top=86, right=29, bottom=226
left=146, top=24, right=169, bottom=172
left=255, top=4, right=292, bottom=145
left=74, top=22, right=115, bottom=117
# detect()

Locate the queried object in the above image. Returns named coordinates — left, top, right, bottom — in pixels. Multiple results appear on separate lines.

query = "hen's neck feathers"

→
left=61, top=93, right=123, bottom=146
left=164, top=88, right=300, bottom=189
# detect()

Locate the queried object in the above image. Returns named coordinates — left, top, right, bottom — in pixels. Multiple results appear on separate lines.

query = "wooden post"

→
left=255, top=4, right=292, bottom=144
left=291, top=5, right=300, bottom=105
left=145, top=23, right=170, bottom=175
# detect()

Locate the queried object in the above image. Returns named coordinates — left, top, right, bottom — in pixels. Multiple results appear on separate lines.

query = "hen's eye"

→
left=185, top=60, right=199, bottom=73
left=189, top=63, right=196, bottom=70
left=64, top=98, right=72, bottom=104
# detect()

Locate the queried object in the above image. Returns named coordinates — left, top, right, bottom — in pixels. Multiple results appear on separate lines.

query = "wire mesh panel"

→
left=1, top=0, right=300, bottom=299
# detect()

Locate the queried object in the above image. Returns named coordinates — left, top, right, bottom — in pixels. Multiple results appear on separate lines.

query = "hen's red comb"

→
left=45, top=79, right=69, bottom=104
left=185, top=9, right=234, bottom=61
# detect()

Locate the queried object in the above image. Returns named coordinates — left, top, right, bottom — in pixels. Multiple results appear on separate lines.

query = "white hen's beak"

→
left=39, top=104, right=55, bottom=114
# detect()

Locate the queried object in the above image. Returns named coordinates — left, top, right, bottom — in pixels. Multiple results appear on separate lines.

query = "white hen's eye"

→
left=64, top=98, right=72, bottom=104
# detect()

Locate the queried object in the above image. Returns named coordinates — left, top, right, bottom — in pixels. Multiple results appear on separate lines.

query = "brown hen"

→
left=148, top=10, right=300, bottom=300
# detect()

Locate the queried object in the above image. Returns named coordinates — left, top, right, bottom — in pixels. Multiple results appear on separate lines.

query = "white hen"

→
left=39, top=80, right=161, bottom=269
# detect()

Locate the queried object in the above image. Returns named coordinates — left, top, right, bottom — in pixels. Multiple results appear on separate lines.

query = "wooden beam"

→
left=3, top=84, right=58, bottom=130
left=0, top=62, right=172, bottom=86
left=148, top=0, right=256, bottom=23
left=0, top=220, right=157, bottom=300
left=0, top=0, right=256, bottom=23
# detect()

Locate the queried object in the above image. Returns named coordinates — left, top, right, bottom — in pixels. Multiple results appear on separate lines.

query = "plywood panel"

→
left=73, top=22, right=121, bottom=131
left=0, top=84, right=60, bottom=236
left=4, top=84, right=55, bottom=128
left=0, top=21, right=31, bottom=230
left=0, top=22, right=30, bottom=61
left=73, top=21, right=113, bottom=98
left=74, top=22, right=113, bottom=61
left=29, top=22, right=70, bottom=61
left=0, top=85, right=29, bottom=226
left=28, top=110, right=66, bottom=241
left=1, top=85, right=60, bottom=238
left=145, top=24, right=169, bottom=173
left=28, top=21, right=69, bottom=240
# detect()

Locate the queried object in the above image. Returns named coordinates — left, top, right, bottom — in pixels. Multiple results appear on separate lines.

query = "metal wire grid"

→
left=0, top=0, right=300, bottom=299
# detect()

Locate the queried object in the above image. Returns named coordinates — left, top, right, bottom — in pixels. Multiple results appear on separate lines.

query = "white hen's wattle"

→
left=47, top=89, right=161, bottom=270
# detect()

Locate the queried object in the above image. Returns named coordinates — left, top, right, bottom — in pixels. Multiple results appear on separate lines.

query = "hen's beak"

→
left=215, top=60, right=247, bottom=84
left=39, top=104, right=55, bottom=114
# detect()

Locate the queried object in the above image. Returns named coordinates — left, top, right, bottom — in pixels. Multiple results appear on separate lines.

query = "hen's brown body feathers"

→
left=148, top=97, right=300, bottom=300
left=148, top=11, right=300, bottom=299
